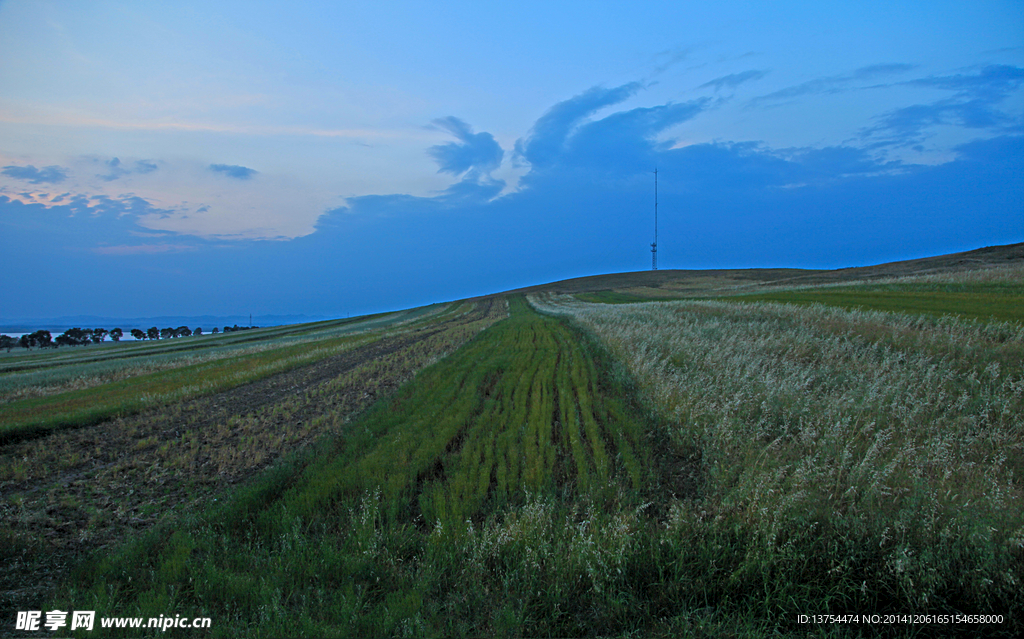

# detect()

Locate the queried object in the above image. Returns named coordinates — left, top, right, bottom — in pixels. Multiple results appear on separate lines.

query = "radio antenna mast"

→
left=651, top=168, right=658, bottom=270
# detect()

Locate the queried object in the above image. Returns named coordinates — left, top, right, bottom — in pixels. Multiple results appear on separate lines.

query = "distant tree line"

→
left=0, top=323, right=259, bottom=352
left=128, top=326, right=199, bottom=341
left=221, top=324, right=258, bottom=333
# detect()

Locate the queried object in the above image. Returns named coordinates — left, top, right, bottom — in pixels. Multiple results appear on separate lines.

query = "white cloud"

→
left=0, top=155, right=339, bottom=240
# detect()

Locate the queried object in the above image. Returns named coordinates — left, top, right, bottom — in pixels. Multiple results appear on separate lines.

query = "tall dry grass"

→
left=531, top=293, right=1023, bottom=616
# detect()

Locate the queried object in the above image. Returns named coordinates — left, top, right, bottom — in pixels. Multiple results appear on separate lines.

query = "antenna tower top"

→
left=651, top=168, right=658, bottom=271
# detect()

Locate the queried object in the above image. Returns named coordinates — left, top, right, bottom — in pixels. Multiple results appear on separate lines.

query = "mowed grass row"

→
left=345, top=296, right=649, bottom=527
left=58, top=297, right=671, bottom=637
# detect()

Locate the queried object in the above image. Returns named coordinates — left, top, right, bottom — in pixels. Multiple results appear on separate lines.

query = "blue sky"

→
left=1, top=1, right=1021, bottom=319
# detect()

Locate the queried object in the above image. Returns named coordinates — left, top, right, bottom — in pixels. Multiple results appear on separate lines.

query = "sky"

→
left=0, top=0, right=1021, bottom=320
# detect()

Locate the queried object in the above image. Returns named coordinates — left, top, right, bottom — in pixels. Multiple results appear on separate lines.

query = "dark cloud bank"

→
left=2, top=72, right=1021, bottom=319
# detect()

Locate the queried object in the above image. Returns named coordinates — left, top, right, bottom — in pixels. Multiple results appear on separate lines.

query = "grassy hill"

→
left=1, top=244, right=1021, bottom=637
left=495, top=240, right=1023, bottom=299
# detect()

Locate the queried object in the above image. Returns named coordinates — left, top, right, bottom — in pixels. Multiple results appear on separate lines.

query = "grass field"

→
left=720, top=268, right=1024, bottom=322
left=533, top=290, right=1023, bottom=636
left=576, top=263, right=1024, bottom=323
left=52, top=297, right=681, bottom=636
left=725, top=288, right=1024, bottom=322
left=0, top=306, right=447, bottom=444
left=575, top=290, right=685, bottom=304
left=1, top=251, right=1022, bottom=637
left=0, top=305, right=442, bottom=399
left=0, top=300, right=505, bottom=619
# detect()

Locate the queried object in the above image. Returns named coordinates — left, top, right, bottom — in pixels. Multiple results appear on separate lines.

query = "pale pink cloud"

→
left=0, top=108, right=416, bottom=140
left=92, top=243, right=197, bottom=255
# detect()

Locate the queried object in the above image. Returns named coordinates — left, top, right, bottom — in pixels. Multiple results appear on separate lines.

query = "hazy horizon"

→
left=2, top=1, right=1021, bottom=319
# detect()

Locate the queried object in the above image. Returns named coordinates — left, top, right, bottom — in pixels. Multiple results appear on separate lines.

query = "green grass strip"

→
left=726, top=289, right=1024, bottom=322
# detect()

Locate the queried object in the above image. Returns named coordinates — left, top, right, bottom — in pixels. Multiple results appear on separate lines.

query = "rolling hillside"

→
left=1, top=244, right=1021, bottom=637
left=491, top=241, right=1023, bottom=299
